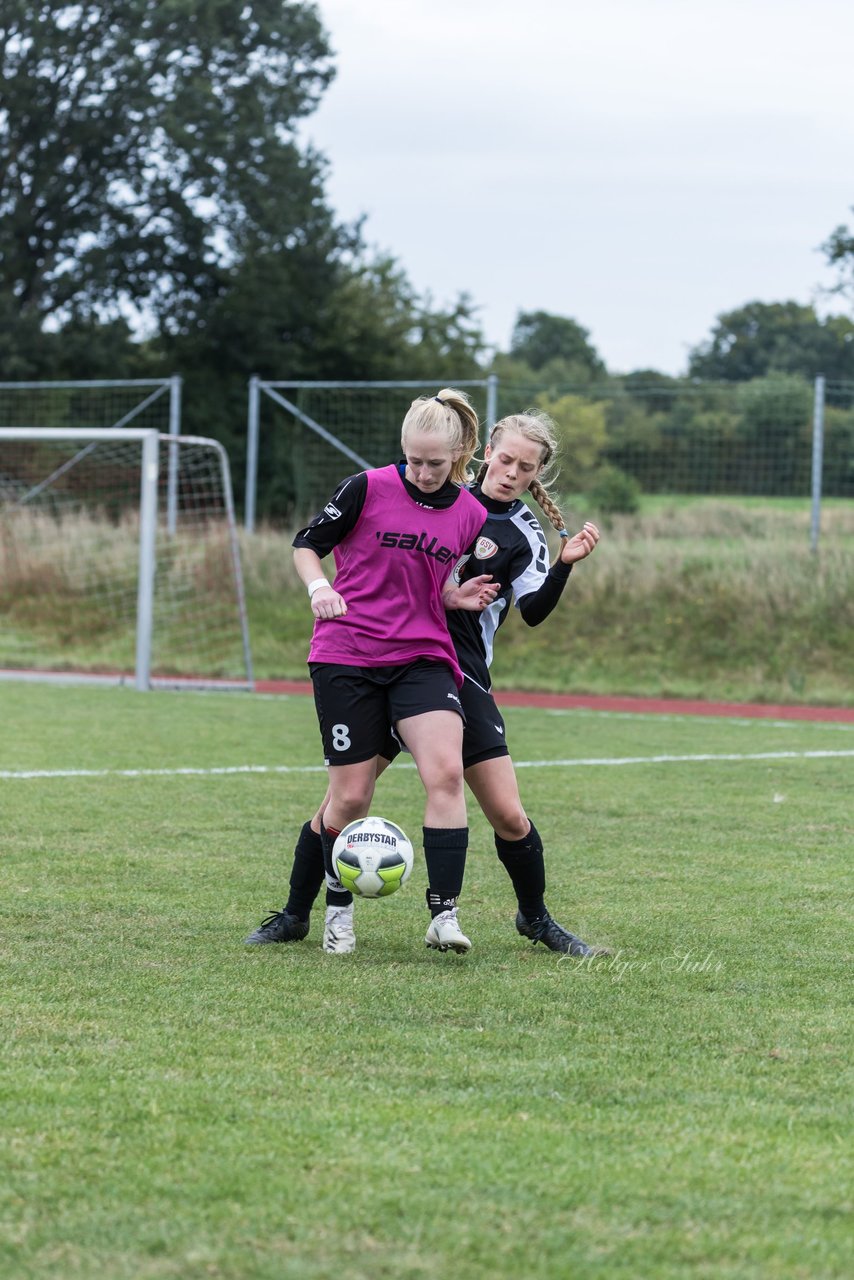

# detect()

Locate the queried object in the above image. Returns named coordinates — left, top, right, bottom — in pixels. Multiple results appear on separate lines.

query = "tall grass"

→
left=242, top=500, right=854, bottom=705
left=3, top=499, right=853, bottom=703
left=0, top=509, right=248, bottom=676
left=498, top=500, right=854, bottom=704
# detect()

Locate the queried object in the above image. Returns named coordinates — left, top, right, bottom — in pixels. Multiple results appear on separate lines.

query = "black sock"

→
left=320, top=819, right=352, bottom=908
left=423, top=826, right=468, bottom=917
left=284, top=822, right=325, bottom=920
left=495, top=821, right=547, bottom=922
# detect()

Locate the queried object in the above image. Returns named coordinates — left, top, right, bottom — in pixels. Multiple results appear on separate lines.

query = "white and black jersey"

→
left=448, top=484, right=572, bottom=691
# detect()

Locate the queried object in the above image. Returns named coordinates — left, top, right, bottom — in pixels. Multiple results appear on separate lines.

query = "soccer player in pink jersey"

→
left=247, top=408, right=607, bottom=959
left=291, top=389, right=491, bottom=954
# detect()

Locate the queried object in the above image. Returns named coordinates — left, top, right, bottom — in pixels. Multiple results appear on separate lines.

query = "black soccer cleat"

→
left=244, top=909, right=309, bottom=944
left=515, top=910, right=603, bottom=958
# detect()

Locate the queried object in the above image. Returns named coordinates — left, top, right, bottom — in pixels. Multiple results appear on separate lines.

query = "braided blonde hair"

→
left=401, top=387, right=480, bottom=485
left=476, top=409, right=569, bottom=536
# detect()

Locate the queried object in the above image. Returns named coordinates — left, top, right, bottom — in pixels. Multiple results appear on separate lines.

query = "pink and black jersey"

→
left=295, top=464, right=485, bottom=687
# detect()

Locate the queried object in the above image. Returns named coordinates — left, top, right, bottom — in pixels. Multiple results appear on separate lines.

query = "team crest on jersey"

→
left=451, top=553, right=470, bottom=585
left=475, top=536, right=499, bottom=559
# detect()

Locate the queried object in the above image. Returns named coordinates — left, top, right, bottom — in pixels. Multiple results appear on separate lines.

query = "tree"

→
left=687, top=301, right=854, bottom=382
left=303, top=257, right=486, bottom=381
left=617, top=370, right=682, bottom=415
left=171, top=247, right=487, bottom=499
left=533, top=392, right=607, bottom=484
left=508, top=310, right=607, bottom=382
left=822, top=209, right=854, bottom=302
left=0, top=1, right=341, bottom=332
left=733, top=374, right=814, bottom=494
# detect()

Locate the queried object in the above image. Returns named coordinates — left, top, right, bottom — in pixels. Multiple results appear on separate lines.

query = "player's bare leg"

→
left=398, top=710, right=471, bottom=953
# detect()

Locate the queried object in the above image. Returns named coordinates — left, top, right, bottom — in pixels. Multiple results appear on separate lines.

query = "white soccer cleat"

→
left=323, top=905, right=356, bottom=954
left=425, top=908, right=471, bottom=954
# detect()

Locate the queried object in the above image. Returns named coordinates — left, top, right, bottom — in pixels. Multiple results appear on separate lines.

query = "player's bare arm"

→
left=559, top=520, right=600, bottom=566
left=443, top=573, right=498, bottom=612
left=293, top=545, right=348, bottom=619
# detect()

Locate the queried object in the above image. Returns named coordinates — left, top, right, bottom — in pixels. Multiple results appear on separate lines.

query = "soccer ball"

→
left=332, top=816, right=414, bottom=898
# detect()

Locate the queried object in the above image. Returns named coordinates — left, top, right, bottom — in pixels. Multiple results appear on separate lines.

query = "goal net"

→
left=0, top=377, right=179, bottom=433
left=0, top=428, right=253, bottom=690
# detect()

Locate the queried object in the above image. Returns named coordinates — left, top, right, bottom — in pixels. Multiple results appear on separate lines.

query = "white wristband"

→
left=307, top=577, right=331, bottom=598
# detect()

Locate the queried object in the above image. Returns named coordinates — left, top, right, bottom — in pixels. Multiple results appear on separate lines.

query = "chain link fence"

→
left=244, top=378, right=495, bottom=530
left=493, top=375, right=853, bottom=501
left=243, top=374, right=852, bottom=543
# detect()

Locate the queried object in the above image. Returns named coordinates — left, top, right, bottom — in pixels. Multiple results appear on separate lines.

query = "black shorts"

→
left=458, top=677, right=510, bottom=768
left=310, top=660, right=464, bottom=766
left=381, top=675, right=509, bottom=770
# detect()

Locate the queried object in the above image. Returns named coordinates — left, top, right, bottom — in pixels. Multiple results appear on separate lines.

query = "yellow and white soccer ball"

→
left=332, top=816, right=414, bottom=898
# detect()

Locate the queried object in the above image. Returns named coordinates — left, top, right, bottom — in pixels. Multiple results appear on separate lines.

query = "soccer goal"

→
left=0, top=428, right=253, bottom=691
left=0, top=375, right=181, bottom=431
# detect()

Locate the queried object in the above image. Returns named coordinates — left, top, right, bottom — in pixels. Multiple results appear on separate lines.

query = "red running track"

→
left=255, top=680, right=854, bottom=724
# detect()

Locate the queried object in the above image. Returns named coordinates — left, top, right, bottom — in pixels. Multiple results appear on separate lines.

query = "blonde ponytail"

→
left=401, top=387, right=480, bottom=485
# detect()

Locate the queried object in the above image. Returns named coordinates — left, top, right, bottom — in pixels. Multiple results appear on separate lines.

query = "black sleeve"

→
left=292, top=472, right=369, bottom=557
left=517, top=560, right=572, bottom=627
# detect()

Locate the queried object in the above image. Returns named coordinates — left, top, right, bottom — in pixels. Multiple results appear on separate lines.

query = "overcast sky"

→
left=300, top=0, right=854, bottom=376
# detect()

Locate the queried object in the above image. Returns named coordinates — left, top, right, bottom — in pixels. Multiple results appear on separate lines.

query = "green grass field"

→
left=1, top=684, right=852, bottom=1279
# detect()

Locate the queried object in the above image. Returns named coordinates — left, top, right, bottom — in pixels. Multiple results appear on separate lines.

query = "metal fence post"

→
left=486, top=373, right=498, bottom=435
left=166, top=374, right=182, bottom=536
left=135, top=431, right=159, bottom=691
left=810, top=375, right=825, bottom=554
left=246, top=375, right=260, bottom=533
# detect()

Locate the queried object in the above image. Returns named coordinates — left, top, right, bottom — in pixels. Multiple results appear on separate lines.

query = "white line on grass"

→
left=541, top=708, right=854, bottom=732
left=0, top=764, right=329, bottom=780
left=1, top=750, right=853, bottom=781
left=512, top=750, right=854, bottom=768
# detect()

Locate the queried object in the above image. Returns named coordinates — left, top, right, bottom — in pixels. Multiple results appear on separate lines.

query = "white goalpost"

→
left=0, top=427, right=253, bottom=691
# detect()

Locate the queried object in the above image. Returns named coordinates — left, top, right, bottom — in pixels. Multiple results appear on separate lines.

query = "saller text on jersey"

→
left=375, top=529, right=455, bottom=562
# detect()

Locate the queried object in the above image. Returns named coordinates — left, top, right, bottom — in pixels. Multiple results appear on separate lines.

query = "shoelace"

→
left=529, top=915, right=568, bottom=944
left=258, top=910, right=288, bottom=929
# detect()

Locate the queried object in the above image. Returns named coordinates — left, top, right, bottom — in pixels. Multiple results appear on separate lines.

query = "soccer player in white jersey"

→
left=247, top=409, right=606, bottom=957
